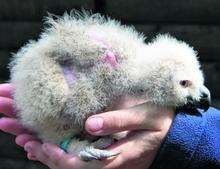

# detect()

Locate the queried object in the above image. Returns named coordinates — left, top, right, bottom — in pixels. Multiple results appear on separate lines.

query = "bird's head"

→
left=171, top=61, right=211, bottom=112
left=139, top=35, right=211, bottom=112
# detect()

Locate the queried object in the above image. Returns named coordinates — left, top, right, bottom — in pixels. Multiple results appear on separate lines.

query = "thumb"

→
left=85, top=102, right=174, bottom=136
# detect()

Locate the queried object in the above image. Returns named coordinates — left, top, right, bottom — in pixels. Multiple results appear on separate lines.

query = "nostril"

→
left=201, top=93, right=208, bottom=99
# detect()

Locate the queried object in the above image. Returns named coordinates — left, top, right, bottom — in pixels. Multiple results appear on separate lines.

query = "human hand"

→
left=0, top=83, right=39, bottom=157
left=84, top=97, right=175, bottom=169
left=0, top=83, right=174, bottom=169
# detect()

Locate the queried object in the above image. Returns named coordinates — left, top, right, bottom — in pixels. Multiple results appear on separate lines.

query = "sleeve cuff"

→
left=150, top=109, right=207, bottom=169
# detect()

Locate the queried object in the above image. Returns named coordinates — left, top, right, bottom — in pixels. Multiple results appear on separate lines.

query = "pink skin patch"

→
left=62, top=65, right=77, bottom=86
left=89, top=30, right=119, bottom=68
left=102, top=51, right=118, bottom=68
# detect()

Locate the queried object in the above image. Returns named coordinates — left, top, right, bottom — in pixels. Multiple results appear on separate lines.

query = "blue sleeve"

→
left=150, top=107, right=220, bottom=169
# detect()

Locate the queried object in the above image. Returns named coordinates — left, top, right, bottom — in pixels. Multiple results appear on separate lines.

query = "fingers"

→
left=25, top=141, right=62, bottom=169
left=15, top=134, right=39, bottom=147
left=86, top=102, right=174, bottom=136
left=0, top=97, right=16, bottom=117
left=24, top=141, right=52, bottom=166
left=0, top=83, right=17, bottom=117
left=42, top=143, right=86, bottom=169
left=0, top=83, right=15, bottom=99
left=0, top=117, right=29, bottom=135
left=41, top=143, right=103, bottom=169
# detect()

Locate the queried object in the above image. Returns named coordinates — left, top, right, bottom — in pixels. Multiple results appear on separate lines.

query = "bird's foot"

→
left=79, top=147, right=120, bottom=161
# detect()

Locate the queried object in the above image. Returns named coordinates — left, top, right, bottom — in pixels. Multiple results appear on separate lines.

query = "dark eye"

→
left=138, top=89, right=144, bottom=93
left=140, top=89, right=144, bottom=92
left=180, top=80, right=192, bottom=88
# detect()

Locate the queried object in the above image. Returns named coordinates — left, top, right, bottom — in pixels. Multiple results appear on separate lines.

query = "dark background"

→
left=0, top=0, right=219, bottom=168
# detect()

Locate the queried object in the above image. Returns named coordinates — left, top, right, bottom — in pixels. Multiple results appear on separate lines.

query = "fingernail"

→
left=28, top=154, right=36, bottom=160
left=87, top=117, right=103, bottom=132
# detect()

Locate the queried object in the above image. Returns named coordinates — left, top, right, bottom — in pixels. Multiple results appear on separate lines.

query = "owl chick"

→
left=10, top=11, right=210, bottom=161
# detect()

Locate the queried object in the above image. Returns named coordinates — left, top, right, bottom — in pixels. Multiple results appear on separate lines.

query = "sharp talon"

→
left=79, top=147, right=119, bottom=161
left=79, top=151, right=99, bottom=162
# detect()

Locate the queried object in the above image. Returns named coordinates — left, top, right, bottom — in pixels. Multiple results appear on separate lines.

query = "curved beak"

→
left=196, top=86, right=211, bottom=111
left=178, top=86, right=211, bottom=112
left=185, top=86, right=211, bottom=112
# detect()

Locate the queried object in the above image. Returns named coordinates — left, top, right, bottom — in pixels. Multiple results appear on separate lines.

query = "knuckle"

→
left=108, top=113, right=125, bottom=130
left=52, top=149, right=64, bottom=162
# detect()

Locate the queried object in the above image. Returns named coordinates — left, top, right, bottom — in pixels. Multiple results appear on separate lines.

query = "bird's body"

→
left=10, top=11, right=210, bottom=161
